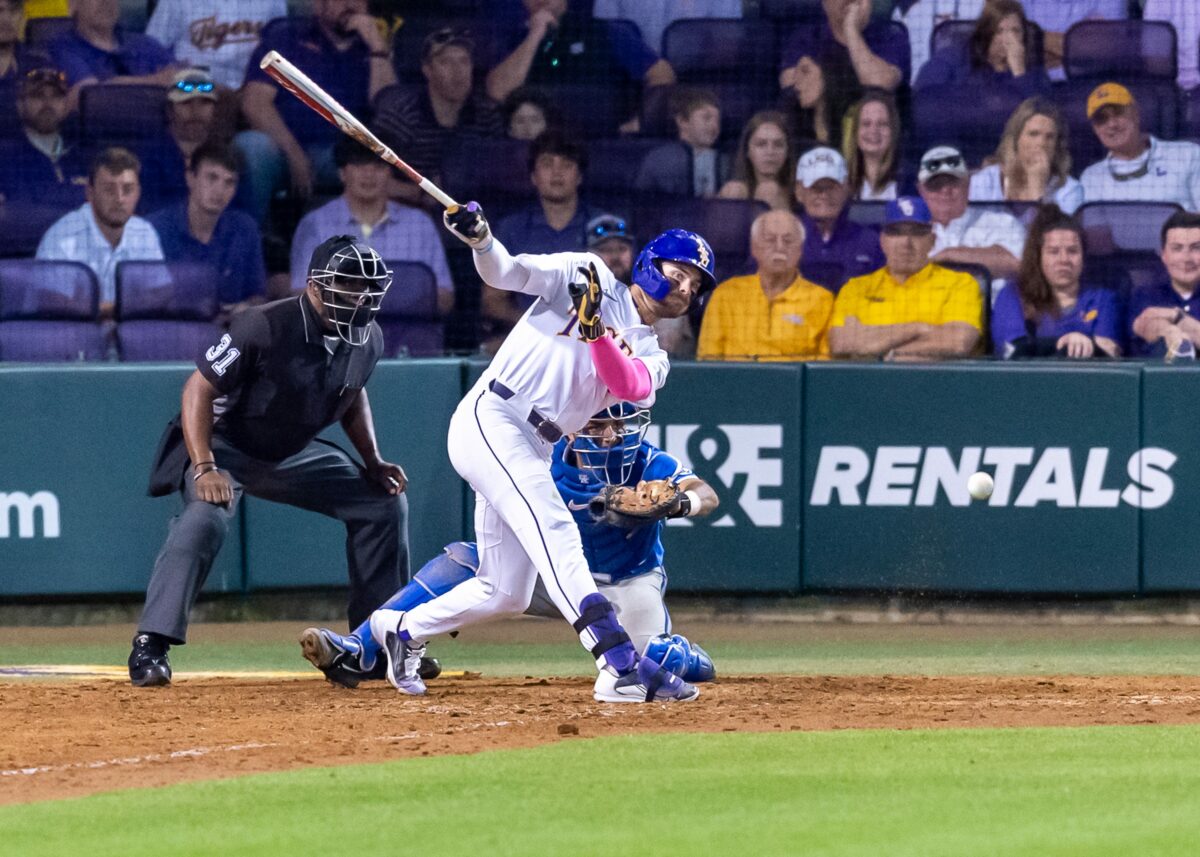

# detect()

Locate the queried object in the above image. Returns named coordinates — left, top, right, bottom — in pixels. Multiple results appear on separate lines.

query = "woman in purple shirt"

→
left=915, top=0, right=1049, bottom=97
left=991, top=204, right=1123, bottom=358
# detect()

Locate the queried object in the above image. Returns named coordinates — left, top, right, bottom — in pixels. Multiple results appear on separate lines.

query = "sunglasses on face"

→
left=174, top=79, right=215, bottom=93
left=921, top=155, right=964, bottom=173
left=24, top=68, right=67, bottom=87
left=590, top=219, right=628, bottom=239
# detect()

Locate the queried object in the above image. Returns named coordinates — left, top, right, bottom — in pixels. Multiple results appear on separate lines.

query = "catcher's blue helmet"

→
left=632, top=229, right=716, bottom=300
left=571, top=403, right=651, bottom=486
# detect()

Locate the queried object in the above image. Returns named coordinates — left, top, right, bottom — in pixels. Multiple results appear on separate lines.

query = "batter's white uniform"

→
left=401, top=238, right=669, bottom=662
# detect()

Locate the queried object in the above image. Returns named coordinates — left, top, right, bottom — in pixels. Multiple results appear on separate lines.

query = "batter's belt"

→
left=487, top=380, right=564, bottom=444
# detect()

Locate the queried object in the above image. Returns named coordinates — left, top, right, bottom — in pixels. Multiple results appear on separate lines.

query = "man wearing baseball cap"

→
left=1079, top=82, right=1200, bottom=211
left=917, top=144, right=1025, bottom=280
left=794, top=146, right=884, bottom=292
left=829, top=195, right=982, bottom=360
left=586, top=213, right=635, bottom=282
left=138, top=68, right=223, bottom=213
left=0, top=65, right=88, bottom=208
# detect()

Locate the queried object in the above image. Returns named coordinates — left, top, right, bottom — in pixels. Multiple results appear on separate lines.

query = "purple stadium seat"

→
left=586, top=137, right=668, bottom=212
left=930, top=19, right=1044, bottom=72
left=1051, top=79, right=1180, bottom=170
left=79, top=85, right=169, bottom=144
left=0, top=202, right=74, bottom=258
left=663, top=19, right=778, bottom=86
left=543, top=81, right=631, bottom=138
left=0, top=259, right=106, bottom=361
left=24, top=16, right=72, bottom=49
left=1076, top=202, right=1181, bottom=255
left=442, top=137, right=533, bottom=217
left=115, top=261, right=221, bottom=361
left=913, top=84, right=1026, bottom=166
left=633, top=198, right=768, bottom=283
left=378, top=261, right=443, bottom=357
left=1063, top=20, right=1178, bottom=81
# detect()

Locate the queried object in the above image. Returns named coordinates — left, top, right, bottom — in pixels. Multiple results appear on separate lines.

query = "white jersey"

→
left=475, top=242, right=669, bottom=434
left=146, top=0, right=287, bottom=90
left=1080, top=137, right=1200, bottom=212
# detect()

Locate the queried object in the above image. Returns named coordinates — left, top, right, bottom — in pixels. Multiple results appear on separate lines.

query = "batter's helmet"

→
left=632, top=229, right=716, bottom=300
left=308, top=235, right=392, bottom=346
left=571, top=402, right=651, bottom=486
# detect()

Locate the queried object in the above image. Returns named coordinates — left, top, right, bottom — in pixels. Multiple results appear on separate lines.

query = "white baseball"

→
left=967, top=471, right=994, bottom=501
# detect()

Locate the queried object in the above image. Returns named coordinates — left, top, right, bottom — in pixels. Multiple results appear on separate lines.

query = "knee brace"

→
left=572, top=593, right=637, bottom=675
left=643, top=634, right=716, bottom=683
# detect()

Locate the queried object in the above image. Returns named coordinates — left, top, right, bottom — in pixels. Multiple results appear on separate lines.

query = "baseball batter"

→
left=368, top=201, right=715, bottom=702
left=303, top=403, right=719, bottom=686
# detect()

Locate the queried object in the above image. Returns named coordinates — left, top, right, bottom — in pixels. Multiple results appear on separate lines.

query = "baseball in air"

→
left=967, top=471, right=994, bottom=501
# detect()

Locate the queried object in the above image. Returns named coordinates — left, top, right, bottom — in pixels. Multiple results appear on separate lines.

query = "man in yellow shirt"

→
left=829, top=196, right=982, bottom=360
left=697, top=209, right=833, bottom=361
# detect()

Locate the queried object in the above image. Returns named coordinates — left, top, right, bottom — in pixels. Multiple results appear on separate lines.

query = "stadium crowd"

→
left=2, top=0, right=1200, bottom=363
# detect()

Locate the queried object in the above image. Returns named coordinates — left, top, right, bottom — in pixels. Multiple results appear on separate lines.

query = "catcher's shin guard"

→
left=573, top=593, right=637, bottom=675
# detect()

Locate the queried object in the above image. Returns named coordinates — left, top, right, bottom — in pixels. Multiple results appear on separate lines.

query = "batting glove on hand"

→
left=569, top=262, right=605, bottom=342
left=443, top=202, right=492, bottom=250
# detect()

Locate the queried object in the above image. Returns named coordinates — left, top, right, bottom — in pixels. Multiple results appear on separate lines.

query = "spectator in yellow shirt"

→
left=830, top=196, right=982, bottom=360
left=697, top=209, right=833, bottom=361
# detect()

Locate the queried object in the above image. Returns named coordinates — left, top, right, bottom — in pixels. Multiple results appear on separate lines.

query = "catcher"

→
left=300, top=403, right=719, bottom=686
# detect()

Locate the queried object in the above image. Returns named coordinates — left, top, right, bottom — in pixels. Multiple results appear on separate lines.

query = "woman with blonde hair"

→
left=970, top=97, right=1083, bottom=213
left=842, top=89, right=900, bottom=201
left=718, top=110, right=795, bottom=211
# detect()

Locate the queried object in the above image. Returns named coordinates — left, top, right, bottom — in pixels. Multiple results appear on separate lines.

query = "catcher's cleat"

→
left=417, top=655, right=442, bottom=681
left=299, top=627, right=370, bottom=689
left=593, top=656, right=699, bottom=704
left=369, top=609, right=427, bottom=695
left=128, top=633, right=172, bottom=688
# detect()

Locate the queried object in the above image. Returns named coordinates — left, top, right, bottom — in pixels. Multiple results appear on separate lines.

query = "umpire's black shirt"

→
left=196, top=295, right=384, bottom=462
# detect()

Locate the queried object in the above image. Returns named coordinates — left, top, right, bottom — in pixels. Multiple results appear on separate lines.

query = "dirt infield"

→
left=4, top=673, right=1200, bottom=805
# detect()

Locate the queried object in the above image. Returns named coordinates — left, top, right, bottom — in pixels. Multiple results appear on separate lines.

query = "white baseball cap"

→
left=795, top=147, right=848, bottom=188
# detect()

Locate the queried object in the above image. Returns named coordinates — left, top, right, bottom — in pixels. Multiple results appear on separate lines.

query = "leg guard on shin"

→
left=573, top=593, right=637, bottom=675
left=643, top=634, right=716, bottom=683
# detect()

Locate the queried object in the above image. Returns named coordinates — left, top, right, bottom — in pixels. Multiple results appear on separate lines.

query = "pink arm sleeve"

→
left=588, top=336, right=652, bottom=400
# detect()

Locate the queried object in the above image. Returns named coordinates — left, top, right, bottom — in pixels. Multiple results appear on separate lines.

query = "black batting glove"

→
left=569, top=262, right=604, bottom=342
left=443, top=201, right=492, bottom=249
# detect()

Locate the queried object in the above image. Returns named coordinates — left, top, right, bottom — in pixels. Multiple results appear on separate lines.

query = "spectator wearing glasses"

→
left=47, top=0, right=178, bottom=107
left=36, top=146, right=164, bottom=317
left=290, top=137, right=453, bottom=315
left=970, top=97, right=1082, bottom=214
left=793, top=146, right=884, bottom=292
left=146, top=0, right=286, bottom=91
left=635, top=87, right=725, bottom=198
left=698, top=209, right=833, bottom=361
left=842, top=89, right=900, bottom=202
left=238, top=0, right=396, bottom=220
left=1128, top=211, right=1200, bottom=361
left=147, top=141, right=264, bottom=314
left=374, top=28, right=503, bottom=212
left=915, top=0, right=1049, bottom=97
left=719, top=111, right=795, bottom=212
left=918, top=145, right=1026, bottom=281
left=137, top=68, right=222, bottom=214
left=779, top=0, right=908, bottom=96
left=991, top=204, right=1121, bottom=359
left=829, top=196, right=982, bottom=360
left=0, top=66, right=88, bottom=209
left=501, top=86, right=562, bottom=141
left=1079, top=83, right=1200, bottom=212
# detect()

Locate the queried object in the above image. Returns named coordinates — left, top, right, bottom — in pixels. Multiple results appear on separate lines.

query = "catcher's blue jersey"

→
left=550, top=439, right=693, bottom=583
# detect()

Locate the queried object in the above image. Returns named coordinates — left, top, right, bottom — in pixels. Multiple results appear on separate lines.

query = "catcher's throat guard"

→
left=309, top=237, right=392, bottom=346
left=571, top=403, right=650, bottom=486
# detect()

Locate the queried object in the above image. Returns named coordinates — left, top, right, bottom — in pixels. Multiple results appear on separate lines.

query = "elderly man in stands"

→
left=793, top=146, right=883, bottom=292
left=917, top=145, right=1026, bottom=281
left=36, top=147, right=163, bottom=317
left=1080, top=83, right=1200, bottom=212
left=1128, top=211, right=1200, bottom=361
left=830, top=196, right=982, bottom=360
left=697, top=210, right=833, bottom=361
left=0, top=65, right=87, bottom=209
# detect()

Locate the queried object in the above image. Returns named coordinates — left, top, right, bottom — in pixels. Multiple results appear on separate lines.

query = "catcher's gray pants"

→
left=527, top=568, right=671, bottom=654
left=138, top=436, right=408, bottom=644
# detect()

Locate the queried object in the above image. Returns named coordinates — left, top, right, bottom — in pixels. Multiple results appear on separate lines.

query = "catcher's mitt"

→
left=588, top=479, right=682, bottom=529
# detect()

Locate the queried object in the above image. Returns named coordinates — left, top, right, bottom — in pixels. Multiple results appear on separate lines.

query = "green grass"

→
left=4, top=726, right=1199, bottom=856
left=3, top=635, right=1200, bottom=676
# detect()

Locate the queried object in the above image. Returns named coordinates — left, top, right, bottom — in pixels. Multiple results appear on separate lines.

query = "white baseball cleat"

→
left=368, top=609, right=427, bottom=695
left=594, top=657, right=700, bottom=703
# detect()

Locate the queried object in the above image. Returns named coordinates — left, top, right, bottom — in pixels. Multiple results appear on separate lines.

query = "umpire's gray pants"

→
left=138, top=437, right=408, bottom=644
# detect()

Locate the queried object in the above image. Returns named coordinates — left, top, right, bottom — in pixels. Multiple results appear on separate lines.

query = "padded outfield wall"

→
left=0, top=361, right=1196, bottom=597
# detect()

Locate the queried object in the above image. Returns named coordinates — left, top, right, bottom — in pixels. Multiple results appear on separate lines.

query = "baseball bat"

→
left=259, top=50, right=459, bottom=209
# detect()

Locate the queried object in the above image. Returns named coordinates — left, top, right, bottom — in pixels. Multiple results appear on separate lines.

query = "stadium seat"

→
left=912, top=84, right=1026, bottom=166
left=23, top=16, right=71, bottom=49
left=1182, top=85, right=1200, bottom=140
left=1049, top=79, right=1180, bottom=171
left=1063, top=20, right=1178, bottom=82
left=378, top=261, right=443, bottom=357
left=543, top=81, right=634, bottom=138
left=114, top=261, right=221, bottom=362
left=390, top=17, right=503, bottom=84
left=663, top=19, right=779, bottom=87
left=758, top=0, right=824, bottom=23
left=441, top=137, right=533, bottom=218
left=585, top=137, right=669, bottom=213
left=929, top=19, right=1044, bottom=72
left=0, top=202, right=74, bottom=259
left=1076, top=202, right=1181, bottom=256
left=939, top=260, right=993, bottom=336
left=633, top=198, right=767, bottom=283
left=79, top=85, right=169, bottom=146
left=0, top=259, right=106, bottom=362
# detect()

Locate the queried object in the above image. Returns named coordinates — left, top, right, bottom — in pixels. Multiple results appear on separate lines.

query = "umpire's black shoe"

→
left=128, top=633, right=172, bottom=687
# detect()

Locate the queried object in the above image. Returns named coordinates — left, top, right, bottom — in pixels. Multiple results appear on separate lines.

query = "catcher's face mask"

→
left=309, top=240, right=392, bottom=346
left=572, top=403, right=650, bottom=486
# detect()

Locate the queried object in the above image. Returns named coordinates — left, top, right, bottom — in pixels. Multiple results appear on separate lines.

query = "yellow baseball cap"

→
left=1087, top=82, right=1135, bottom=119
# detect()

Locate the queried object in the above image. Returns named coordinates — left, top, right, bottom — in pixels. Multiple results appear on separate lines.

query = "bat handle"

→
left=418, top=178, right=458, bottom=210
